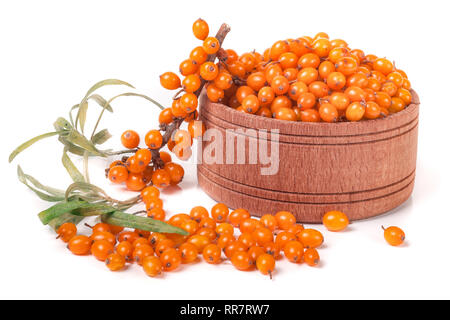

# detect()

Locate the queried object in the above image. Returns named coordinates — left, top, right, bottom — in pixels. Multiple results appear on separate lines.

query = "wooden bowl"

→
left=197, top=90, right=419, bottom=223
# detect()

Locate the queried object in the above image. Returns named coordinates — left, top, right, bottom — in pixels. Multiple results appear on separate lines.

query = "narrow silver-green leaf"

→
left=102, top=211, right=189, bottom=235
left=17, top=166, right=65, bottom=202
left=91, top=129, right=112, bottom=145
left=88, top=94, right=113, bottom=112
left=9, top=132, right=60, bottom=163
left=62, top=150, right=85, bottom=182
left=53, top=117, right=73, bottom=132
left=78, top=101, right=88, bottom=133
left=22, top=172, right=65, bottom=197
left=48, top=212, right=84, bottom=231
left=58, top=136, right=85, bottom=156
left=65, top=130, right=103, bottom=156
left=82, top=79, right=135, bottom=100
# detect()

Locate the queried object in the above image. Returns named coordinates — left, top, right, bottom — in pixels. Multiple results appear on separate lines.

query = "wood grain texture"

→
left=197, top=90, right=420, bottom=223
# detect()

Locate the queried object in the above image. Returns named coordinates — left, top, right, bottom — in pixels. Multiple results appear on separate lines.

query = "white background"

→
left=1, top=0, right=449, bottom=300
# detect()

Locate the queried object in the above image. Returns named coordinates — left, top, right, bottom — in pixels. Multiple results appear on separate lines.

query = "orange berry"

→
left=203, top=37, right=220, bottom=55
left=142, top=256, right=162, bottom=277
left=303, top=248, right=320, bottom=267
left=121, top=130, right=140, bottom=149
left=297, top=229, right=324, bottom=248
left=159, top=72, right=181, bottom=90
left=382, top=226, right=405, bottom=246
left=192, top=18, right=209, bottom=40
left=105, top=253, right=126, bottom=271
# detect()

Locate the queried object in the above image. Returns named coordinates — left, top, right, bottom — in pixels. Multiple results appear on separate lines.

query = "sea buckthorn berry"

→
left=180, top=219, right=199, bottom=235
left=312, top=38, right=331, bottom=57
left=125, top=156, right=146, bottom=174
left=118, top=231, right=140, bottom=244
left=298, top=53, right=321, bottom=69
left=141, top=186, right=160, bottom=202
left=375, top=91, right=392, bottom=109
left=147, top=208, right=165, bottom=221
left=145, top=197, right=163, bottom=211
left=135, top=148, right=152, bottom=167
left=91, top=239, right=114, bottom=261
left=271, top=75, right=290, bottom=95
left=159, top=72, right=181, bottom=90
left=116, top=241, right=133, bottom=262
left=326, top=72, right=346, bottom=91
left=345, top=86, right=366, bottom=102
left=200, top=62, right=219, bottom=81
left=309, top=81, right=329, bottom=98
left=297, top=67, right=319, bottom=85
left=211, top=203, right=229, bottom=223
left=347, top=72, right=369, bottom=88
left=177, top=243, right=198, bottom=264
left=196, top=227, right=217, bottom=242
left=190, top=46, right=208, bottom=65
left=171, top=98, right=188, bottom=118
left=155, top=239, right=176, bottom=257
left=286, top=224, right=305, bottom=236
left=274, top=107, right=296, bottom=121
left=224, top=241, right=247, bottom=259
left=192, top=18, right=209, bottom=40
left=329, top=92, right=350, bottom=111
left=275, top=231, right=297, bottom=250
left=322, top=210, right=350, bottom=231
left=402, top=78, right=411, bottom=90
left=203, top=36, right=220, bottom=55
left=346, top=102, right=366, bottom=121
left=148, top=232, right=167, bottom=247
left=335, top=57, right=358, bottom=76
left=256, top=106, right=272, bottom=118
left=269, top=40, right=290, bottom=61
left=258, top=86, right=275, bottom=106
left=228, top=61, right=246, bottom=78
left=188, top=120, right=206, bottom=139
left=216, top=233, right=235, bottom=250
left=180, top=93, right=198, bottom=113
left=142, top=256, right=163, bottom=277
left=239, top=52, right=257, bottom=72
left=133, top=244, right=154, bottom=265
left=57, top=222, right=77, bottom=243
left=303, top=248, right=320, bottom=267
left=328, top=47, right=348, bottom=63
left=164, top=162, right=184, bottom=185
left=236, top=86, right=255, bottom=104
left=283, top=240, right=304, bottom=263
left=159, top=108, right=174, bottom=125
left=382, top=226, right=405, bottom=246
left=389, top=97, right=406, bottom=113
left=68, top=235, right=92, bottom=256
left=271, top=96, right=292, bottom=112
left=214, top=72, right=233, bottom=90
left=265, top=63, right=283, bottom=83
left=151, top=169, right=171, bottom=188
left=105, top=253, right=126, bottom=271
left=396, top=88, right=412, bottom=105
left=206, top=84, right=225, bottom=103
left=263, top=241, right=282, bottom=259
left=256, top=254, right=275, bottom=279
left=144, top=130, right=163, bottom=149
left=239, top=218, right=262, bottom=234
left=216, top=223, right=234, bottom=236
left=190, top=206, right=209, bottom=223
left=279, top=52, right=299, bottom=69
left=238, top=232, right=256, bottom=249
left=364, top=101, right=382, bottom=119
left=300, top=109, right=320, bottom=122
left=203, top=244, right=222, bottom=264
left=168, top=213, right=191, bottom=227
left=260, top=214, right=278, bottom=232
left=373, top=58, right=394, bottom=75
left=242, top=95, right=260, bottom=114
left=121, top=130, right=140, bottom=149
left=182, top=74, right=202, bottom=93
left=231, top=251, right=253, bottom=271
left=297, top=92, right=316, bottom=111
left=247, top=72, right=266, bottom=92
left=248, top=246, right=265, bottom=263
left=289, top=38, right=311, bottom=57
left=288, top=81, right=308, bottom=101
left=90, top=231, right=116, bottom=246
left=160, top=248, right=182, bottom=272
left=187, top=234, right=210, bottom=252
left=252, top=227, right=273, bottom=246
left=228, top=208, right=251, bottom=228
left=298, top=229, right=324, bottom=248
left=179, top=59, right=198, bottom=76
left=275, top=211, right=296, bottom=230
left=381, top=81, right=398, bottom=97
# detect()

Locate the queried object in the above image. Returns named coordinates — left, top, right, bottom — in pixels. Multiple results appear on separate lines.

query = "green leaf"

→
left=58, top=136, right=86, bottom=156
left=88, top=94, right=113, bottom=112
left=62, top=150, right=85, bottom=182
left=102, top=211, right=189, bottom=235
left=82, top=79, right=135, bottom=101
left=65, top=130, right=104, bottom=156
left=9, top=131, right=61, bottom=163
left=17, top=166, right=65, bottom=202
left=22, top=172, right=65, bottom=197
left=38, top=200, right=116, bottom=225
left=78, top=101, right=88, bottom=133
left=91, top=129, right=112, bottom=145
left=53, top=117, right=73, bottom=132
left=48, top=212, right=84, bottom=231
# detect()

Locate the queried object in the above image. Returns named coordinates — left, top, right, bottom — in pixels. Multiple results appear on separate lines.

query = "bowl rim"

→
left=200, top=89, right=419, bottom=137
